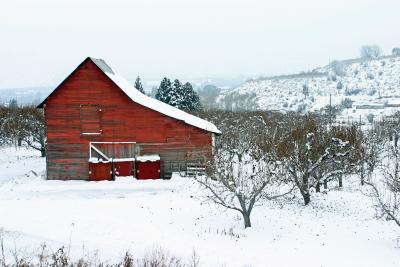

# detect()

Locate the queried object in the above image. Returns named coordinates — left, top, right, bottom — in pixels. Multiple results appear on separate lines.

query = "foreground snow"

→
left=0, top=147, right=399, bottom=266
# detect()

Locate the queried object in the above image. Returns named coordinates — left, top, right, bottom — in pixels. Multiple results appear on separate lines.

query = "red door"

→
left=136, top=161, right=161, bottom=180
left=89, top=162, right=112, bottom=181
left=115, top=161, right=134, bottom=176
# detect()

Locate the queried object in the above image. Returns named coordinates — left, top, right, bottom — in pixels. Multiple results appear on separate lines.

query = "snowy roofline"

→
left=38, top=57, right=221, bottom=134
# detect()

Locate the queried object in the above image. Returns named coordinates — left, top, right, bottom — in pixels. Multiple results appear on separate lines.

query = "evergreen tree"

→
left=155, top=78, right=201, bottom=111
left=182, top=82, right=202, bottom=111
left=134, top=76, right=145, bottom=94
left=155, top=77, right=172, bottom=103
left=170, top=79, right=184, bottom=108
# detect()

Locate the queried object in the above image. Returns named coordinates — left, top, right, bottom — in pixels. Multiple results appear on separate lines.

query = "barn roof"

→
left=38, top=57, right=221, bottom=134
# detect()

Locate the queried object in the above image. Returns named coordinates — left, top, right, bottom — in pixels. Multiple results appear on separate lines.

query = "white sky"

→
left=1, top=0, right=399, bottom=88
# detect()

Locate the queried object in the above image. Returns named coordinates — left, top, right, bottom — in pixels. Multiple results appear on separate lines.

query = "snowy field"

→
left=1, top=147, right=400, bottom=266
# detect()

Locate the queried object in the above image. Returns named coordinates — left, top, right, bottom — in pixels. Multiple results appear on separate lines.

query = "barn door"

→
left=89, top=142, right=136, bottom=179
left=80, top=105, right=101, bottom=135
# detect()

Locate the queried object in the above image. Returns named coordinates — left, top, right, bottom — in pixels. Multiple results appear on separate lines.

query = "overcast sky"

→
left=1, top=0, right=399, bottom=88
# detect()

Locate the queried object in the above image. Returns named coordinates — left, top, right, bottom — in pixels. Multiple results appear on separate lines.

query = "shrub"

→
left=341, top=98, right=353, bottom=109
left=367, top=89, right=377, bottom=96
left=367, top=113, right=375, bottom=124
left=345, top=88, right=362, bottom=96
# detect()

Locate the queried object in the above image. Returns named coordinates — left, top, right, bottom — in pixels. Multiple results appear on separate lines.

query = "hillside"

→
left=224, top=55, right=400, bottom=117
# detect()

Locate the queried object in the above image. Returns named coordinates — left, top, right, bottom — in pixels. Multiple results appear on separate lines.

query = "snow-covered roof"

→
left=90, top=58, right=221, bottom=134
left=136, top=155, right=161, bottom=162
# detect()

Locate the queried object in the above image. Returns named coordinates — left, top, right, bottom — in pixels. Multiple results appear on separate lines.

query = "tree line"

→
left=0, top=104, right=46, bottom=157
left=134, top=76, right=202, bottom=111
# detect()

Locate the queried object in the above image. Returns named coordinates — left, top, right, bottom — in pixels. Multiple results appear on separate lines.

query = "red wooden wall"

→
left=43, top=58, right=213, bottom=180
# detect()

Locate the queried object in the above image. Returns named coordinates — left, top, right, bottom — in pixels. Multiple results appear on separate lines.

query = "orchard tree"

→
left=0, top=106, right=46, bottom=156
left=365, top=144, right=400, bottom=227
left=134, top=76, right=145, bottom=94
left=195, top=114, right=291, bottom=228
left=278, top=115, right=353, bottom=205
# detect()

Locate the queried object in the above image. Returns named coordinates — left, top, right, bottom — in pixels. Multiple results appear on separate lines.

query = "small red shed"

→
left=115, top=160, right=135, bottom=177
left=89, top=161, right=112, bottom=181
left=136, top=155, right=161, bottom=180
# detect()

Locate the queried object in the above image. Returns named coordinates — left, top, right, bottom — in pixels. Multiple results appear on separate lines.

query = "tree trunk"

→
left=40, top=148, right=46, bottom=157
left=316, top=181, right=321, bottom=193
left=303, top=192, right=310, bottom=205
left=324, top=179, right=328, bottom=190
left=301, top=175, right=311, bottom=205
left=338, top=174, right=343, bottom=188
left=242, top=212, right=251, bottom=228
left=17, top=138, right=22, bottom=147
left=360, top=172, right=364, bottom=186
left=300, top=188, right=311, bottom=205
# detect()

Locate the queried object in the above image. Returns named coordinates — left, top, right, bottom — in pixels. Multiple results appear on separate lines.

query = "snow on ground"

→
left=1, top=147, right=400, bottom=266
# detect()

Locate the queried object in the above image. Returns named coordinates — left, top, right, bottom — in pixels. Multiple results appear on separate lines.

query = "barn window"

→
left=80, top=104, right=101, bottom=135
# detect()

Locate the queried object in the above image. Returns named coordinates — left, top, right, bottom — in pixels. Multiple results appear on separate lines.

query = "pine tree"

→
left=155, top=77, right=172, bottom=103
left=155, top=78, right=202, bottom=111
left=182, top=82, right=202, bottom=111
left=134, top=76, right=145, bottom=94
left=170, top=79, right=184, bottom=108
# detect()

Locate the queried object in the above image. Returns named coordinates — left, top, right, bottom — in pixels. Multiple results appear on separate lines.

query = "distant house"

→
left=38, top=57, right=220, bottom=180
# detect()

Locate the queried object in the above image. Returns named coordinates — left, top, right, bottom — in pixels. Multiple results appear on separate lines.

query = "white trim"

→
left=90, top=143, right=110, bottom=161
left=82, top=133, right=102, bottom=135
left=90, top=141, right=137, bottom=144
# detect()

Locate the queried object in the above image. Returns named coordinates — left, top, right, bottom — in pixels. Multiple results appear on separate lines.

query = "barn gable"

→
left=38, top=57, right=220, bottom=134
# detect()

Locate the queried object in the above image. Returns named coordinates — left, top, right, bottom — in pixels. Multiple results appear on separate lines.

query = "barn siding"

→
left=44, top=59, right=212, bottom=180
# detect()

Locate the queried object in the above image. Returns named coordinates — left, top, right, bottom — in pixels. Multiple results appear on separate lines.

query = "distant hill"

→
left=0, top=87, right=53, bottom=106
left=222, top=55, right=400, bottom=113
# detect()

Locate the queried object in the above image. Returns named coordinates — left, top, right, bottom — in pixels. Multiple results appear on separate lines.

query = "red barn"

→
left=38, top=57, right=220, bottom=180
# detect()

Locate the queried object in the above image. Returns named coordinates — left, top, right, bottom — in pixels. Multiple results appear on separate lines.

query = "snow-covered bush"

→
left=341, top=98, right=353, bottom=109
left=345, top=88, right=362, bottom=96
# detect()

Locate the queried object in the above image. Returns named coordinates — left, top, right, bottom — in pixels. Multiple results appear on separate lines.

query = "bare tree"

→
left=392, top=48, right=400, bottom=56
left=360, top=45, right=383, bottom=59
left=365, top=145, right=400, bottom=227
left=358, top=127, right=385, bottom=186
left=0, top=106, right=46, bottom=156
left=279, top=116, right=354, bottom=205
left=331, top=60, right=346, bottom=77
left=195, top=114, right=290, bottom=228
